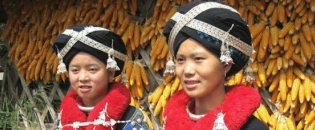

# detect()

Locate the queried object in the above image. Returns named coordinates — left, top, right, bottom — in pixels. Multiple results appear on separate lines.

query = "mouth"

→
left=183, top=80, right=200, bottom=90
left=79, top=85, right=92, bottom=93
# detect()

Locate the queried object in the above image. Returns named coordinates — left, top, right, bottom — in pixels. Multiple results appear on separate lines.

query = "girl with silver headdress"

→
left=52, top=24, right=149, bottom=130
left=162, top=2, right=268, bottom=130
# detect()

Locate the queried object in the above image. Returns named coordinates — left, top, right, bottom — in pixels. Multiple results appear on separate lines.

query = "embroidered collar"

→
left=164, top=85, right=261, bottom=130
left=58, top=83, right=130, bottom=130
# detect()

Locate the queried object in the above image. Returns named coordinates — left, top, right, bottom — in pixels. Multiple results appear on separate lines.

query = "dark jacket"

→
left=116, top=105, right=149, bottom=130
left=241, top=116, right=269, bottom=130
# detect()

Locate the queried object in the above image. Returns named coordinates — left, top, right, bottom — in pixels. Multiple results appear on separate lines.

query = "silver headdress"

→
left=56, top=26, right=127, bottom=74
left=165, top=2, right=254, bottom=77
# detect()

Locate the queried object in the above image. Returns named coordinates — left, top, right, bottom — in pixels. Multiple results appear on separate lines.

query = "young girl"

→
left=162, top=2, right=268, bottom=130
left=53, top=24, right=148, bottom=130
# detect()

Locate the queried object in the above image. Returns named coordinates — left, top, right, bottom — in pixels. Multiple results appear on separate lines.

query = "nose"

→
left=183, top=62, right=195, bottom=77
left=79, top=70, right=89, bottom=82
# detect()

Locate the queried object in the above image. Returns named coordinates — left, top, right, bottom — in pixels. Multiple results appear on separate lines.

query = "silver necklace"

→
left=186, top=101, right=206, bottom=121
left=78, top=104, right=94, bottom=112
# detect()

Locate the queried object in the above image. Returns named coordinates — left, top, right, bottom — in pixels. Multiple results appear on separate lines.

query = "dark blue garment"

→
left=241, top=116, right=269, bottom=130
left=116, top=106, right=150, bottom=130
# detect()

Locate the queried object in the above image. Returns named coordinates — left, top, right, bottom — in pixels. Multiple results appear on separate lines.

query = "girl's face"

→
left=175, top=38, right=230, bottom=98
left=68, top=52, right=114, bottom=106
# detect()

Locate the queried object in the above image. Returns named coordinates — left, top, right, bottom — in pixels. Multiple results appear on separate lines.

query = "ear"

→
left=108, top=69, right=116, bottom=83
left=223, top=63, right=232, bottom=75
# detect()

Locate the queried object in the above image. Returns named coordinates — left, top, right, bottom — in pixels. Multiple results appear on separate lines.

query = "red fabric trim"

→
left=60, top=83, right=130, bottom=130
left=164, top=85, right=261, bottom=130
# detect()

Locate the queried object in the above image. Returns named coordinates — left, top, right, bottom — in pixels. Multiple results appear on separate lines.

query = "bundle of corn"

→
left=147, top=76, right=182, bottom=124
left=115, top=59, right=151, bottom=102
left=224, top=0, right=315, bottom=129
left=0, top=0, right=146, bottom=83
left=1, top=0, right=70, bottom=84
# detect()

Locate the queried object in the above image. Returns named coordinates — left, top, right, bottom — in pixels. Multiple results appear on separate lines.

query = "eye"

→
left=70, top=68, right=79, bottom=74
left=175, top=57, right=185, bottom=64
left=89, top=67, right=98, bottom=73
left=194, top=57, right=205, bottom=62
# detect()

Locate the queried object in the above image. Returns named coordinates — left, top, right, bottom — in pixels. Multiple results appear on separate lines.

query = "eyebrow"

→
left=69, top=64, right=99, bottom=68
left=176, top=51, right=205, bottom=57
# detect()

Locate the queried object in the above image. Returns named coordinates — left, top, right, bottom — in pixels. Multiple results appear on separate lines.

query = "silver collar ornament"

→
left=213, top=112, right=228, bottom=130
